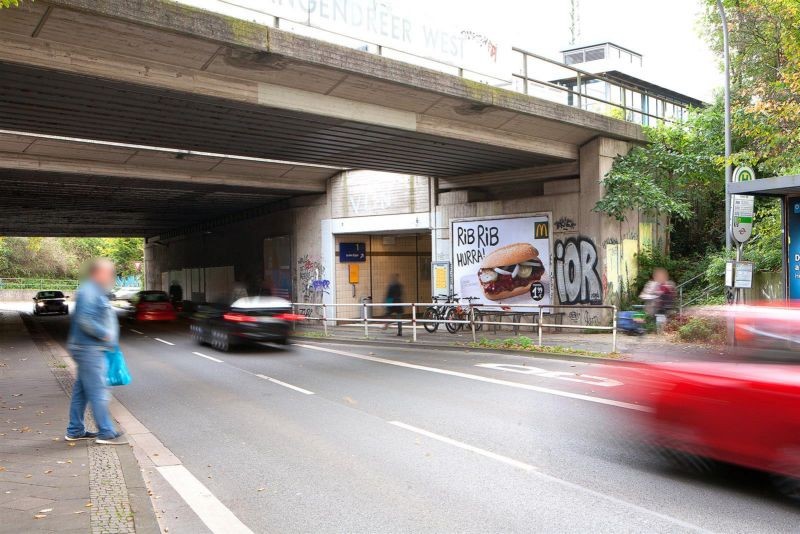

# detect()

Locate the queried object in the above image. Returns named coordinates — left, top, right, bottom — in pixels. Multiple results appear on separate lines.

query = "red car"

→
left=623, top=359, right=800, bottom=499
left=129, top=291, right=177, bottom=321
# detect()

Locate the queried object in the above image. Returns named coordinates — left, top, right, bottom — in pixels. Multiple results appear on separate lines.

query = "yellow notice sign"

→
left=348, top=264, right=359, bottom=284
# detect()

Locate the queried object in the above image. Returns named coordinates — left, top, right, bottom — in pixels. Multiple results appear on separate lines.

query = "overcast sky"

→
left=437, top=0, right=722, bottom=101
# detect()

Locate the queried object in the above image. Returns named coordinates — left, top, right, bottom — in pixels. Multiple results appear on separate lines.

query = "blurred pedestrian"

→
left=382, top=273, right=404, bottom=336
left=640, top=267, right=676, bottom=333
left=65, top=258, right=127, bottom=444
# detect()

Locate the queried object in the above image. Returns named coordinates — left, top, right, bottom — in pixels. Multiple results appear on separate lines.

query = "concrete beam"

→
left=41, top=0, right=645, bottom=143
left=439, top=162, right=580, bottom=190
left=0, top=152, right=327, bottom=193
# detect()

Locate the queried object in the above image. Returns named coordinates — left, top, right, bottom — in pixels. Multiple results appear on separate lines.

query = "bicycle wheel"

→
left=445, top=307, right=463, bottom=333
left=473, top=309, right=484, bottom=332
left=423, top=306, right=439, bottom=333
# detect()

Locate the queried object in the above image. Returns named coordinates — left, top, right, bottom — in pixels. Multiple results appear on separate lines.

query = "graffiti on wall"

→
left=554, top=216, right=577, bottom=232
left=554, top=237, right=602, bottom=305
left=297, top=255, right=329, bottom=304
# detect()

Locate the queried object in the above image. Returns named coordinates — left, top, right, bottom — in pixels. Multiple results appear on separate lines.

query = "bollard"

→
left=363, top=303, right=369, bottom=338
left=612, top=305, right=618, bottom=353
left=322, top=303, right=328, bottom=336
left=538, top=307, right=544, bottom=346
left=412, top=304, right=417, bottom=342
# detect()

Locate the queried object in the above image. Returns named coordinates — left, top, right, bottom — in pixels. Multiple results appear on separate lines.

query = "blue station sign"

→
left=339, top=242, right=366, bottom=262
left=789, top=198, right=800, bottom=301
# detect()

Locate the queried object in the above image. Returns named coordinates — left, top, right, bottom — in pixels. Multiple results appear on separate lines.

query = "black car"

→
left=190, top=297, right=300, bottom=351
left=32, top=290, right=69, bottom=315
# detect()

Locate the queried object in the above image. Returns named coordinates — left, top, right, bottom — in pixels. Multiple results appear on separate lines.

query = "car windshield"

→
left=37, top=291, right=64, bottom=299
left=140, top=292, right=169, bottom=302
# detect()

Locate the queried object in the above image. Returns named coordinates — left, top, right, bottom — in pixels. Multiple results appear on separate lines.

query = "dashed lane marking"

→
left=296, top=344, right=650, bottom=412
left=157, top=465, right=254, bottom=534
left=255, top=374, right=315, bottom=395
left=154, top=337, right=174, bottom=346
left=130, top=329, right=144, bottom=335
left=389, top=421, right=536, bottom=472
left=193, top=351, right=223, bottom=363
left=389, top=421, right=713, bottom=533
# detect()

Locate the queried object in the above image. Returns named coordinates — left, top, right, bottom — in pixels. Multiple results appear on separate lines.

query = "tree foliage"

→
left=0, top=237, right=144, bottom=279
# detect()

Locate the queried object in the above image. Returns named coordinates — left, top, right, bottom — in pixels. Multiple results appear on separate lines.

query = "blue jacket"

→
left=67, top=280, right=119, bottom=352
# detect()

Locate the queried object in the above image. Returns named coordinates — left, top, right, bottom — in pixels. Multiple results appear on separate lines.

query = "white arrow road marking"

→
left=154, top=337, right=174, bottom=346
left=193, top=351, right=223, bottom=363
left=296, top=344, right=648, bottom=412
left=256, top=374, right=315, bottom=395
left=475, top=363, right=623, bottom=387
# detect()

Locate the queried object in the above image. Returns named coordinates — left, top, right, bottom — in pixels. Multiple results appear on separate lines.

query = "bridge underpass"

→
left=0, top=0, right=650, bottom=308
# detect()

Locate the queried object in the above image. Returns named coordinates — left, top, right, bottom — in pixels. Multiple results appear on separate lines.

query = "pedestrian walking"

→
left=65, top=258, right=127, bottom=445
left=640, top=267, right=676, bottom=333
left=382, top=273, right=404, bottom=336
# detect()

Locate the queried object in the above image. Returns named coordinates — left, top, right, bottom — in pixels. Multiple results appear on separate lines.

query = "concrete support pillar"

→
left=578, top=137, right=633, bottom=305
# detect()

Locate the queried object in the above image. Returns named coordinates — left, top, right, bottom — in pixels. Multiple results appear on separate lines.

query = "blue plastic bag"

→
left=105, top=347, right=131, bottom=386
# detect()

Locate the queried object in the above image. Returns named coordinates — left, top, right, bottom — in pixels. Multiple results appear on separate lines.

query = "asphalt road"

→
left=28, top=312, right=800, bottom=533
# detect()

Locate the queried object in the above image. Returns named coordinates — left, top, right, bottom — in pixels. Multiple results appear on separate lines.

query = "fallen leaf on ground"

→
left=33, top=514, right=47, bottom=519
left=67, top=443, right=76, bottom=447
left=0, top=466, right=5, bottom=472
left=25, top=474, right=32, bottom=478
left=73, top=510, right=86, bottom=515
left=11, top=394, right=22, bottom=397
left=38, top=508, right=52, bottom=513
left=84, top=502, right=93, bottom=507
left=257, top=487, right=266, bottom=492
left=44, top=470, right=53, bottom=474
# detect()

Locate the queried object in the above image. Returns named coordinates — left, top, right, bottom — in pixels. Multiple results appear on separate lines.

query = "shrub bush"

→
left=676, top=316, right=725, bottom=344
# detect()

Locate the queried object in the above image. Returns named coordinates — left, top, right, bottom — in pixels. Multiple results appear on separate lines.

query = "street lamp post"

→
left=717, top=0, right=732, bottom=254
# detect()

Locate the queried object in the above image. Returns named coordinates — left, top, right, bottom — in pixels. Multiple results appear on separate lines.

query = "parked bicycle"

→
left=445, top=296, right=481, bottom=334
left=422, top=294, right=457, bottom=333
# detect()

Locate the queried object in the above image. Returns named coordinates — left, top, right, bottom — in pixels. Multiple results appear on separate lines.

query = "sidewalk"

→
left=292, top=321, right=719, bottom=362
left=0, top=310, right=158, bottom=534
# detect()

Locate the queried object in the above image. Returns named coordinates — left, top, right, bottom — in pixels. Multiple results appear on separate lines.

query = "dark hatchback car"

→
left=32, top=290, right=69, bottom=315
left=190, top=297, right=301, bottom=351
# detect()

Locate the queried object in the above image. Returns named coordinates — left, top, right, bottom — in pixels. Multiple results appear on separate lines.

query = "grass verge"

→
left=468, top=336, right=621, bottom=359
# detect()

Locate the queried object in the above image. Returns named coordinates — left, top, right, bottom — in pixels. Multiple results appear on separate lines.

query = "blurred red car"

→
left=129, top=291, right=177, bottom=321
left=624, top=359, right=800, bottom=499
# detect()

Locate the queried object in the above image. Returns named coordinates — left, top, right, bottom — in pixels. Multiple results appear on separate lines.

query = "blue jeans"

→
left=67, top=348, right=117, bottom=439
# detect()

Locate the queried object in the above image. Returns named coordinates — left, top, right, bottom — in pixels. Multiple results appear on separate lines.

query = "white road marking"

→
left=193, top=351, right=223, bottom=363
left=255, top=374, right=314, bottom=395
left=389, top=421, right=536, bottom=472
left=475, top=363, right=623, bottom=387
left=296, top=344, right=649, bottom=412
left=130, top=329, right=144, bottom=335
left=157, top=465, right=254, bottom=534
left=390, top=421, right=713, bottom=533
left=154, top=337, right=174, bottom=346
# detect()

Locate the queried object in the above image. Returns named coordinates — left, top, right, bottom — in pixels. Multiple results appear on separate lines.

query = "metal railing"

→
left=512, top=47, right=690, bottom=125
left=291, top=301, right=618, bottom=353
left=0, top=278, right=79, bottom=291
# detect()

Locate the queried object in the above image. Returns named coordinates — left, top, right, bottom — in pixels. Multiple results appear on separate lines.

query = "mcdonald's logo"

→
left=534, top=222, right=549, bottom=239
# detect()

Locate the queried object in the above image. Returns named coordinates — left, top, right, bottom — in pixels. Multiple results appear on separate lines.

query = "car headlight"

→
left=36, top=302, right=44, bottom=307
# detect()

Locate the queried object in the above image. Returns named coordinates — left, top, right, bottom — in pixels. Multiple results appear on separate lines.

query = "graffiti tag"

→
left=554, top=217, right=577, bottom=232
left=555, top=237, right=602, bottom=305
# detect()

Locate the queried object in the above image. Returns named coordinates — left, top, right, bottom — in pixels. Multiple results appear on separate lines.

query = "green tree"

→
left=594, top=102, right=726, bottom=254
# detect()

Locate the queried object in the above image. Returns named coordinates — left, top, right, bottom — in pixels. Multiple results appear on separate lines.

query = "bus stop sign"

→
left=731, top=165, right=756, bottom=244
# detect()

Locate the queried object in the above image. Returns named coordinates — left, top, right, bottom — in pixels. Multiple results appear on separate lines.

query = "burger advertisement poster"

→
left=451, top=214, right=551, bottom=310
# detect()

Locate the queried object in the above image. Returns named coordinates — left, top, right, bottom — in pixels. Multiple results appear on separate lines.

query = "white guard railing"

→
left=291, top=302, right=618, bottom=353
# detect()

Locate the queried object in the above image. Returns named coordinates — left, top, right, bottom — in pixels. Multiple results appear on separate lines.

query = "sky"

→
left=435, top=0, right=722, bottom=101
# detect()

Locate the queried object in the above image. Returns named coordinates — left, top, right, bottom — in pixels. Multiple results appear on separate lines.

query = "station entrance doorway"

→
left=334, top=233, right=431, bottom=317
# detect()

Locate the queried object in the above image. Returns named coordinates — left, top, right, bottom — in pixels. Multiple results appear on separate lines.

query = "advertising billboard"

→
left=451, top=215, right=551, bottom=310
left=177, top=0, right=509, bottom=81
left=789, top=198, right=800, bottom=301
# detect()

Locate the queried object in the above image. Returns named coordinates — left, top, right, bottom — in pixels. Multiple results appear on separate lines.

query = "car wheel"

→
left=771, top=448, right=800, bottom=501
left=276, top=337, right=289, bottom=345
left=212, top=329, right=230, bottom=352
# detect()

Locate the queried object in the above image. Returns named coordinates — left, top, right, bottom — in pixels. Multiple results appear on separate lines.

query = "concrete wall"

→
left=0, top=290, right=56, bottom=302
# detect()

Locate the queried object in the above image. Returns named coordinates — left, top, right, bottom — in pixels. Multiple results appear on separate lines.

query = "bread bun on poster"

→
left=477, top=243, right=546, bottom=301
